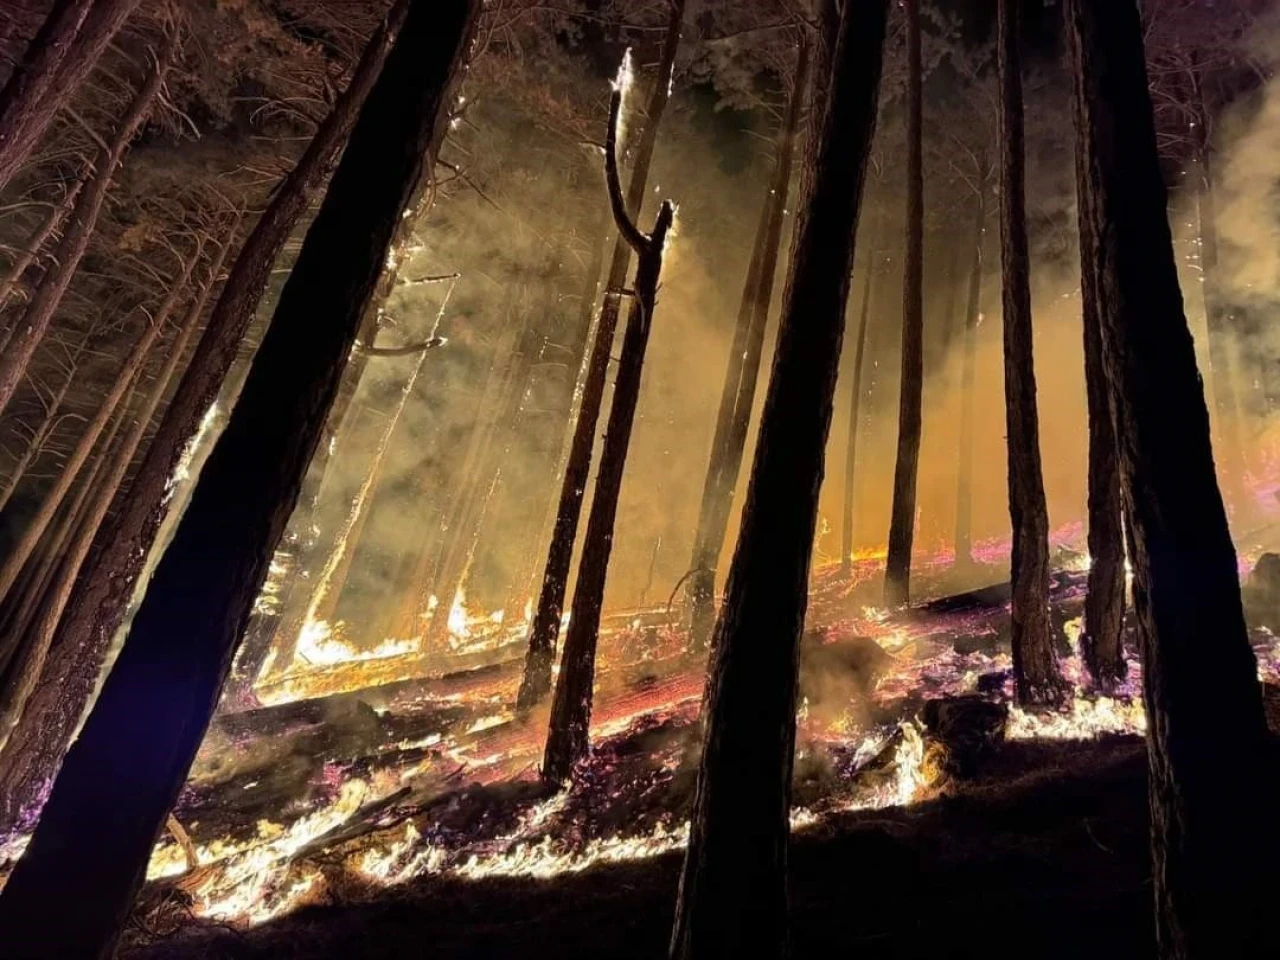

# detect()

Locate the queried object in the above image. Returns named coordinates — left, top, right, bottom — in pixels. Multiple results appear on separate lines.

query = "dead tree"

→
left=0, top=0, right=409, bottom=831
left=998, top=0, right=1063, bottom=705
left=884, top=0, right=925, bottom=606
left=0, top=32, right=175, bottom=420
left=670, top=1, right=888, bottom=955
left=542, top=87, right=676, bottom=784
left=1065, top=0, right=1275, bottom=953
left=0, top=2, right=478, bottom=953
left=841, top=243, right=875, bottom=577
left=685, top=38, right=811, bottom=650
left=517, top=0, right=686, bottom=712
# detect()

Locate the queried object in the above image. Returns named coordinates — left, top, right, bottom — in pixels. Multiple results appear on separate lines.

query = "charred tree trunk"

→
left=841, top=251, right=875, bottom=577
left=670, top=3, right=887, bottom=955
left=1077, top=168, right=1126, bottom=691
left=0, top=3, right=477, bottom=952
left=0, top=3, right=406, bottom=831
left=685, top=44, right=812, bottom=652
left=998, top=0, right=1063, bottom=706
left=542, top=89, right=676, bottom=784
left=1065, top=0, right=1275, bottom=954
left=0, top=33, right=173, bottom=420
left=884, top=0, right=925, bottom=607
left=0, top=0, right=97, bottom=191
left=517, top=0, right=686, bottom=712
left=954, top=194, right=985, bottom=567
left=0, top=171, right=85, bottom=318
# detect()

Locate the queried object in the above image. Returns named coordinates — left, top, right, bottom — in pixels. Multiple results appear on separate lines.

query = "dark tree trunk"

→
left=1065, top=0, right=1275, bottom=954
left=685, top=41, right=812, bottom=651
left=0, top=3, right=477, bottom=953
left=0, top=3, right=406, bottom=831
left=0, top=0, right=96, bottom=191
left=998, top=0, right=1063, bottom=706
left=542, top=88, right=676, bottom=784
left=0, top=33, right=174, bottom=421
left=516, top=0, right=686, bottom=713
left=669, top=3, right=887, bottom=956
left=954, top=195, right=985, bottom=566
left=840, top=250, right=874, bottom=577
left=884, top=0, right=925, bottom=606
left=1077, top=162, right=1126, bottom=691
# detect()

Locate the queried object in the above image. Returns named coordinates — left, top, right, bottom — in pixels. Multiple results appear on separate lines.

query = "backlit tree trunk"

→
left=0, top=2, right=407, bottom=829
left=954, top=194, right=985, bottom=566
left=0, top=3, right=477, bottom=953
left=1066, top=0, right=1275, bottom=954
left=884, top=0, right=925, bottom=606
left=517, top=0, right=686, bottom=712
left=543, top=88, right=675, bottom=784
left=670, top=2, right=887, bottom=955
left=841, top=250, right=874, bottom=577
left=0, top=32, right=174, bottom=420
left=998, top=0, right=1063, bottom=706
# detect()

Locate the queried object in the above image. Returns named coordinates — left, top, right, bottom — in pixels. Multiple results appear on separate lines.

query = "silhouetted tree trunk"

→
left=0, top=171, right=85, bottom=318
left=0, top=0, right=97, bottom=191
left=1066, top=0, right=1275, bottom=954
left=670, top=3, right=887, bottom=955
left=954, top=194, right=985, bottom=566
left=841, top=250, right=874, bottom=577
left=0, top=4, right=406, bottom=830
left=998, top=0, right=1063, bottom=705
left=543, top=88, right=675, bottom=784
left=684, top=40, right=811, bottom=651
left=884, top=0, right=924, bottom=606
left=0, top=3, right=477, bottom=952
left=0, top=33, right=173, bottom=421
left=1077, top=163, right=1126, bottom=691
left=517, top=0, right=686, bottom=712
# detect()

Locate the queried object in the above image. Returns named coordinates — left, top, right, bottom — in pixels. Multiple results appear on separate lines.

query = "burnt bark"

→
left=0, top=33, right=174, bottom=420
left=0, top=2, right=406, bottom=830
left=884, top=0, right=925, bottom=606
left=517, top=0, right=686, bottom=712
left=0, top=3, right=477, bottom=954
left=841, top=249, right=875, bottom=577
left=954, top=194, right=986, bottom=566
left=542, top=88, right=676, bottom=784
left=998, top=0, right=1064, bottom=706
left=1065, top=0, right=1275, bottom=954
left=669, top=2, right=887, bottom=955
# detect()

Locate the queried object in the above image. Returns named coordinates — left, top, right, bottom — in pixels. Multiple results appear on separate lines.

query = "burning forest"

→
left=0, top=0, right=1276, bottom=957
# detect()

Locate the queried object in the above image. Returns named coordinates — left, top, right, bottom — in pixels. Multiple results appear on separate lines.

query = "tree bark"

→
left=543, top=88, right=676, bottom=784
left=0, top=0, right=96, bottom=191
left=669, top=3, right=887, bottom=955
left=841, top=250, right=874, bottom=577
left=0, top=32, right=174, bottom=421
left=516, top=0, right=686, bottom=712
left=1065, top=1, right=1275, bottom=954
left=954, top=194, right=985, bottom=567
left=0, top=1, right=407, bottom=831
left=0, top=2, right=477, bottom=953
left=998, top=0, right=1064, bottom=706
left=684, top=40, right=811, bottom=651
left=884, top=0, right=925, bottom=606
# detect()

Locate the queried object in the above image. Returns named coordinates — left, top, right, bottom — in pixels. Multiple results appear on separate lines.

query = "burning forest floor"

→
left=12, top=528, right=1280, bottom=957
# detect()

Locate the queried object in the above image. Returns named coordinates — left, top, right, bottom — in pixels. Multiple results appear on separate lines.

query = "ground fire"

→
left=0, top=0, right=1276, bottom=957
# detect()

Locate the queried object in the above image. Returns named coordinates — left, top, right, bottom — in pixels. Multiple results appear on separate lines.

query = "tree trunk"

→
left=841, top=251, right=874, bottom=577
left=954, top=195, right=985, bottom=567
left=684, top=40, right=811, bottom=651
left=0, top=2, right=477, bottom=952
left=543, top=88, right=676, bottom=784
left=516, top=0, right=686, bottom=713
left=670, top=3, right=887, bottom=955
left=0, top=170, right=85, bottom=318
left=998, top=0, right=1063, bottom=706
left=0, top=2, right=407, bottom=832
left=0, top=32, right=173, bottom=421
left=883, top=0, right=925, bottom=607
left=0, top=338, right=84, bottom=516
left=0, top=0, right=96, bottom=191
left=1077, top=164, right=1126, bottom=691
left=1065, top=1, right=1275, bottom=954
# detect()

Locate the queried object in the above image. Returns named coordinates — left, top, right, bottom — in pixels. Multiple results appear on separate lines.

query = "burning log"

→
left=921, top=696, right=1008, bottom=779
